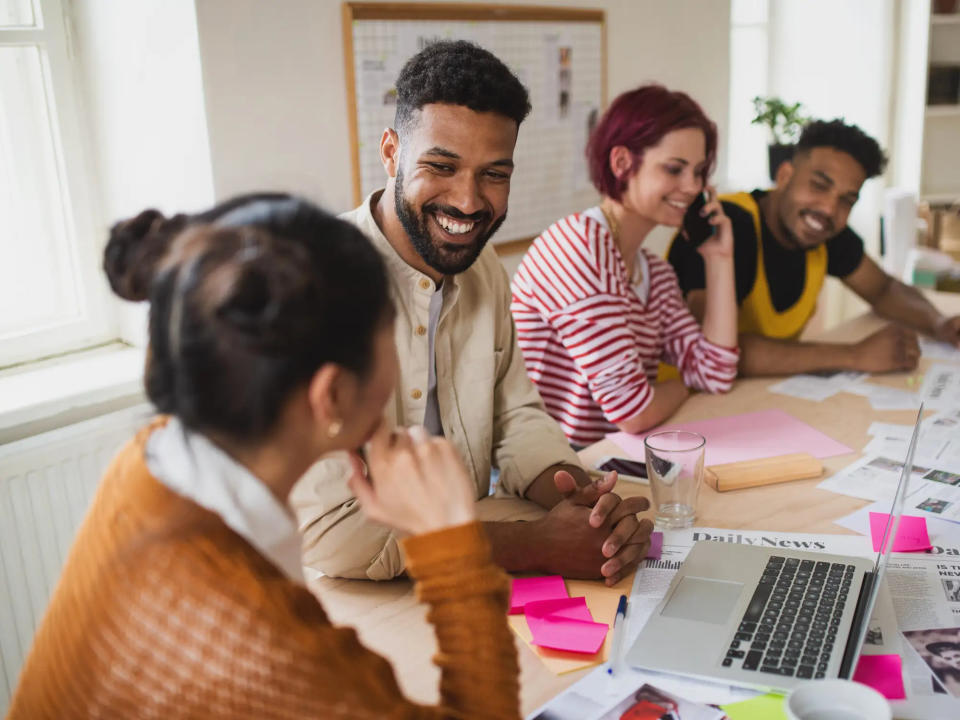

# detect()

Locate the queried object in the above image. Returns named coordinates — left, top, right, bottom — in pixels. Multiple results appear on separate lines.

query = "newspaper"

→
left=920, top=364, right=960, bottom=410
left=884, top=542, right=960, bottom=715
left=819, top=411, right=960, bottom=515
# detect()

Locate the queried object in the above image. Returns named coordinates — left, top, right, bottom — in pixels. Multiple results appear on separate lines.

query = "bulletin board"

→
left=342, top=3, right=606, bottom=249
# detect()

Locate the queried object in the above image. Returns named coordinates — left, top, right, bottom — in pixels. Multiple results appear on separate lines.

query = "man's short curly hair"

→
left=795, top=119, right=887, bottom=179
left=394, top=40, right=531, bottom=134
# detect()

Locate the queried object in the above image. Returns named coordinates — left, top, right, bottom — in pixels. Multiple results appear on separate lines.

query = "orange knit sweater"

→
left=8, top=423, right=520, bottom=719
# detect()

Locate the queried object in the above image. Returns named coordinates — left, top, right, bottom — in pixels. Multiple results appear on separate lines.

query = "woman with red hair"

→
left=511, top=85, right=739, bottom=446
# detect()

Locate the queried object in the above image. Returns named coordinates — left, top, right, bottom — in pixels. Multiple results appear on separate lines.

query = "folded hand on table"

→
left=530, top=470, right=653, bottom=587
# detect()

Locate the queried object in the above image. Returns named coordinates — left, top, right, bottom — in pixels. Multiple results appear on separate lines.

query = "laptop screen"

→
left=845, top=404, right=924, bottom=666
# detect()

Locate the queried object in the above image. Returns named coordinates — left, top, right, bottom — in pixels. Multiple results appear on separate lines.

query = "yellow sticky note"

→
left=721, top=693, right=787, bottom=720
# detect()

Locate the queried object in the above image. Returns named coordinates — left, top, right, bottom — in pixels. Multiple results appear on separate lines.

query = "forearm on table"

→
left=617, top=379, right=689, bottom=435
left=298, top=502, right=400, bottom=580
left=737, top=333, right=859, bottom=377
left=871, top=280, right=944, bottom=335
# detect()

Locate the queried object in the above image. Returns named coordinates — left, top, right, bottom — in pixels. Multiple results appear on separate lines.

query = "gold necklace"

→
left=599, top=202, right=641, bottom=285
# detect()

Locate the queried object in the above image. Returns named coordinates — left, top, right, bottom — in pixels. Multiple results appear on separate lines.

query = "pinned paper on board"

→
left=852, top=653, right=907, bottom=700
left=608, top=409, right=853, bottom=467
left=869, top=513, right=932, bottom=553
left=510, top=575, right=568, bottom=614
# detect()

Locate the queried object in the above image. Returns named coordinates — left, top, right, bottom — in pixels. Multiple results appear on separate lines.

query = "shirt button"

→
left=415, top=325, right=427, bottom=336
left=411, top=389, right=423, bottom=400
left=418, top=278, right=432, bottom=290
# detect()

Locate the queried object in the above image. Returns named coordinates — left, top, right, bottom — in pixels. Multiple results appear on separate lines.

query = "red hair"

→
left=587, top=85, right=717, bottom=201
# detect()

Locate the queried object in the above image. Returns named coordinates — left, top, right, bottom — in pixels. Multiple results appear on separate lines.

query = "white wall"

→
left=70, top=0, right=215, bottom=344
left=767, top=0, right=897, bottom=328
left=194, top=0, right=731, bottom=245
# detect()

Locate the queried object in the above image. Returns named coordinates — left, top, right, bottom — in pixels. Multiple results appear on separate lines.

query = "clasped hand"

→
left=533, top=470, right=653, bottom=587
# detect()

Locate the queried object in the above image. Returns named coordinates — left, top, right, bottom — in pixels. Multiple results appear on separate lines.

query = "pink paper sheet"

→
left=647, top=531, right=663, bottom=560
left=853, top=654, right=907, bottom=700
left=523, top=597, right=593, bottom=623
left=526, top=613, right=608, bottom=654
left=509, top=575, right=568, bottom=614
left=607, top=409, right=852, bottom=467
left=869, top=513, right=932, bottom=553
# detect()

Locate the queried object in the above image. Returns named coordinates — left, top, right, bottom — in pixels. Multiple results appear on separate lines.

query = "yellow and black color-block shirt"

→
left=667, top=190, right=864, bottom=340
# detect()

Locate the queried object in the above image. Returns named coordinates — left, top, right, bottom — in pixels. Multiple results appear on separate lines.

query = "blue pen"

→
left=607, top=594, right=628, bottom=676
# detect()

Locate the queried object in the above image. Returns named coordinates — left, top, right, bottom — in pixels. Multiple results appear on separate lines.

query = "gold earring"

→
left=327, top=420, right=343, bottom=438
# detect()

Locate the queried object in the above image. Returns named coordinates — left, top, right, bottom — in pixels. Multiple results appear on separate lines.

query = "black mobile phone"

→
left=596, top=456, right=648, bottom=479
left=681, top=191, right=716, bottom=247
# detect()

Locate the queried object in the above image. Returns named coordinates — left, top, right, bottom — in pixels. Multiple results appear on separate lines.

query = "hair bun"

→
left=103, top=209, right=179, bottom=301
left=214, top=236, right=314, bottom=351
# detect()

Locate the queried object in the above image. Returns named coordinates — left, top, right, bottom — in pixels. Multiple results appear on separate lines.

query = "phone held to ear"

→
left=595, top=456, right=648, bottom=482
left=681, top=191, right=716, bottom=248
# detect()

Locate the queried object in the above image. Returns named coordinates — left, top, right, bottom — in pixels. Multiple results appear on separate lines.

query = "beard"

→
left=394, top=166, right=506, bottom=276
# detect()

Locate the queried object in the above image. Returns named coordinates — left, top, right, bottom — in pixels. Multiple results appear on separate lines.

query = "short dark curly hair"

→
left=795, top=119, right=887, bottom=179
left=394, top=40, right=531, bottom=134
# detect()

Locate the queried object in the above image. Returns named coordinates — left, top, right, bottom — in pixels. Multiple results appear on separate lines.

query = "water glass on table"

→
left=643, top=430, right=705, bottom=529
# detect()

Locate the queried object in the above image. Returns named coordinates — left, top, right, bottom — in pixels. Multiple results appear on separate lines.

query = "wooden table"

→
left=309, top=291, right=960, bottom=716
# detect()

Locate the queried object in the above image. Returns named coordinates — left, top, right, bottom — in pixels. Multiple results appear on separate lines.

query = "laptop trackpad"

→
left=661, top=576, right=743, bottom=625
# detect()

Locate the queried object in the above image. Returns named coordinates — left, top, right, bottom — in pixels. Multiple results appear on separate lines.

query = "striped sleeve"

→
left=512, top=216, right=653, bottom=425
left=651, top=254, right=739, bottom=393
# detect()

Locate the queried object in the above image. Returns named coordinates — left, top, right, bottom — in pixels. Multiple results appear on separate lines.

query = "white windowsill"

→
left=0, top=344, right=146, bottom=439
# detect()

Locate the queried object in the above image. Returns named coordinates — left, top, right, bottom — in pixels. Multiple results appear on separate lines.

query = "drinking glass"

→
left=643, top=430, right=705, bottom=529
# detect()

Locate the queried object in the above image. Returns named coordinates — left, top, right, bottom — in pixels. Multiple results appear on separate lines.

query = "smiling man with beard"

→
left=668, top=119, right=960, bottom=376
left=291, top=40, right=653, bottom=584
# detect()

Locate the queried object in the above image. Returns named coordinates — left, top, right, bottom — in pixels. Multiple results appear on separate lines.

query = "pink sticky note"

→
left=853, top=654, right=906, bottom=700
left=523, top=596, right=593, bottom=623
left=526, top=613, right=608, bottom=654
left=869, top=513, right=932, bottom=553
left=510, top=575, right=568, bottom=614
left=647, top=531, right=663, bottom=560
left=607, top=409, right=852, bottom=467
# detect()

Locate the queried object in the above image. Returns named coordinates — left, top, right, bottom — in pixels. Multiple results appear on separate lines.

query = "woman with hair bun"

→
left=9, top=195, right=520, bottom=719
left=511, top=85, right=740, bottom=446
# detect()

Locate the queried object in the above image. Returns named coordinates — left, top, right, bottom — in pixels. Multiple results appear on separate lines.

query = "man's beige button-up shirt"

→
left=290, top=191, right=579, bottom=579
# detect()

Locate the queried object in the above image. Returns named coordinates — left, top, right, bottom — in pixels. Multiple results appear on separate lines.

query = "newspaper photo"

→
left=818, top=453, right=960, bottom=522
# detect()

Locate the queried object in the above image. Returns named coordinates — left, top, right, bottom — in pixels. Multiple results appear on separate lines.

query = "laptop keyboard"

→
left=721, top=556, right=855, bottom=679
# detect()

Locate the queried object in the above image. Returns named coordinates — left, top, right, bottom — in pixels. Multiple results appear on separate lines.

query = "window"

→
left=727, top=0, right=771, bottom=190
left=0, top=0, right=113, bottom=367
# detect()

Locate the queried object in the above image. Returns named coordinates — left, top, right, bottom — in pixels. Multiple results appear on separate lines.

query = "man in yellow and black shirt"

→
left=668, top=119, right=960, bottom=376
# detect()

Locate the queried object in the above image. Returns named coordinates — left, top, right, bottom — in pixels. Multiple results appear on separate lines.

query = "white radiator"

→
left=0, top=403, right=153, bottom=712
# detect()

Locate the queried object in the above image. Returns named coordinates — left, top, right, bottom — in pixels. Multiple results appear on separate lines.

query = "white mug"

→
left=785, top=679, right=891, bottom=720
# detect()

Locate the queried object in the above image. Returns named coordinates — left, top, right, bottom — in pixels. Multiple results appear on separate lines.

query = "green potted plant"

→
left=751, top=96, right=808, bottom=182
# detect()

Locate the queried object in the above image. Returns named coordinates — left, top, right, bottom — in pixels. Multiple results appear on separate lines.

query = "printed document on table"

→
left=920, top=364, right=960, bottom=410
left=768, top=371, right=866, bottom=402
left=819, top=454, right=960, bottom=522
left=920, top=337, right=960, bottom=364
left=847, top=382, right=922, bottom=410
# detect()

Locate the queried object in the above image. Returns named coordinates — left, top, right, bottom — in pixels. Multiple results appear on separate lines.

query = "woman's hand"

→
left=696, top=185, right=734, bottom=263
left=348, top=423, right=476, bottom=536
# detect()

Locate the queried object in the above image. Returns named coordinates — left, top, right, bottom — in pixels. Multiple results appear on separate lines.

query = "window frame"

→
left=0, top=0, right=116, bottom=368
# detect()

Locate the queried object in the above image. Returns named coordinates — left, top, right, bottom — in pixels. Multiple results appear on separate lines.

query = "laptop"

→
left=625, top=406, right=923, bottom=693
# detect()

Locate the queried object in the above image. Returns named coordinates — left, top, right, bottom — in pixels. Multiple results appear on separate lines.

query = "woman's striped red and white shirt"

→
left=510, top=208, right=739, bottom=446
